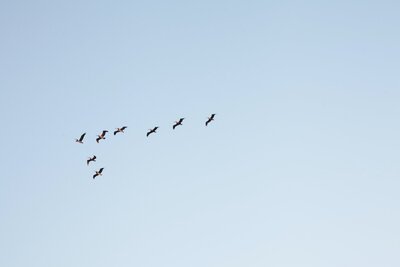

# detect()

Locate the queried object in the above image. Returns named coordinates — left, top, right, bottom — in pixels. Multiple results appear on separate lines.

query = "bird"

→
left=205, top=114, right=216, bottom=126
left=96, top=130, right=108, bottom=143
left=114, top=126, right=127, bottom=135
left=146, top=127, right=158, bottom=137
left=75, top=133, right=86, bottom=144
left=93, top=168, right=104, bottom=179
left=173, top=118, right=185, bottom=130
left=87, top=155, right=96, bottom=166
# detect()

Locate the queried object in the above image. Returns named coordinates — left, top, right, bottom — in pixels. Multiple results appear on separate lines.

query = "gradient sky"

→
left=1, top=1, right=399, bottom=266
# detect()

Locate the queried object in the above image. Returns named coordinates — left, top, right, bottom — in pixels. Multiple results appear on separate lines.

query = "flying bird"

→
left=75, top=133, right=86, bottom=144
left=173, top=118, right=185, bottom=130
left=146, top=127, right=158, bottom=137
left=96, top=130, right=108, bottom=143
left=114, top=126, right=127, bottom=135
left=87, top=155, right=96, bottom=166
left=205, top=114, right=216, bottom=126
left=93, top=168, right=104, bottom=179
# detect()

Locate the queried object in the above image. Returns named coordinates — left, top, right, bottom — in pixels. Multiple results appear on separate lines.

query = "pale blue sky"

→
left=1, top=1, right=399, bottom=266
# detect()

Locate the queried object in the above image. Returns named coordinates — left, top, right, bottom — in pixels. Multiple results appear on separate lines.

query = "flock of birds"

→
left=75, top=113, right=216, bottom=179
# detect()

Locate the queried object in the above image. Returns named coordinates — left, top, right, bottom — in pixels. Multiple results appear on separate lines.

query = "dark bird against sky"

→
left=173, top=118, right=185, bottom=130
left=87, top=155, right=96, bottom=166
left=75, top=133, right=86, bottom=144
left=147, top=127, right=158, bottom=137
left=205, top=114, right=216, bottom=126
left=96, top=130, right=108, bottom=143
left=114, top=126, right=127, bottom=135
left=93, top=168, right=104, bottom=179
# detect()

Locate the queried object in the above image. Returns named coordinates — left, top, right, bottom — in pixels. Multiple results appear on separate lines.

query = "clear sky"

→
left=0, top=0, right=399, bottom=266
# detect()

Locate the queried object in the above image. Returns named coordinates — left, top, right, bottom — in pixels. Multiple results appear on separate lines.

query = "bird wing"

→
left=102, top=130, right=108, bottom=136
left=121, top=126, right=127, bottom=130
left=79, top=133, right=86, bottom=141
left=114, top=130, right=118, bottom=135
left=179, top=118, right=184, bottom=123
left=93, top=156, right=96, bottom=160
left=99, top=168, right=104, bottom=173
left=96, top=137, right=100, bottom=143
left=210, top=114, right=215, bottom=119
left=93, top=173, right=98, bottom=179
left=173, top=124, right=177, bottom=129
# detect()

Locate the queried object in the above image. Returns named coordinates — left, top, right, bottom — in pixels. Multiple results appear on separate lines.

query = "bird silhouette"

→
left=146, top=127, right=158, bottom=137
left=205, top=114, right=216, bottom=126
left=173, top=118, right=185, bottom=130
left=96, top=130, right=108, bottom=143
left=87, top=155, right=96, bottom=166
left=93, top=168, right=104, bottom=179
left=75, top=133, right=86, bottom=144
left=114, top=126, right=127, bottom=135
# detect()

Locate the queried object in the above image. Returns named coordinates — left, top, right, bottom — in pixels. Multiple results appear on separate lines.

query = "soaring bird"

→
left=75, top=133, right=86, bottom=144
left=96, top=130, right=108, bottom=143
left=205, top=114, right=216, bottom=126
left=87, top=155, right=96, bottom=166
left=173, top=118, right=185, bottom=130
left=93, top=168, right=104, bottom=179
left=146, top=127, right=158, bottom=137
left=114, top=126, right=127, bottom=135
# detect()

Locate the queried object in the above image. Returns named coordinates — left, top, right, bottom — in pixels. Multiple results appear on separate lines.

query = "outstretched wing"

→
left=79, top=133, right=86, bottom=141
left=173, top=123, right=177, bottom=130
left=102, top=130, right=108, bottom=136
left=121, top=126, right=127, bottom=131
left=93, top=173, right=98, bottom=179
left=179, top=118, right=184, bottom=123
left=114, top=130, right=118, bottom=135
left=99, top=168, right=104, bottom=174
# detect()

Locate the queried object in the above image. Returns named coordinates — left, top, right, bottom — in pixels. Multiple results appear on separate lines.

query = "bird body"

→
left=114, top=126, right=127, bottom=135
left=87, top=155, right=96, bottom=166
left=147, top=127, right=158, bottom=137
left=173, top=118, right=185, bottom=130
left=93, top=168, right=104, bottom=179
left=205, top=114, right=216, bottom=126
left=96, top=130, right=108, bottom=143
left=75, top=133, right=86, bottom=144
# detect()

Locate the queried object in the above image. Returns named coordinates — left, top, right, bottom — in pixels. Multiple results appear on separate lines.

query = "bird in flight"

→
left=75, top=133, right=86, bottom=144
left=173, top=118, right=185, bottom=130
left=114, top=126, right=127, bottom=135
left=96, top=130, right=108, bottom=143
left=93, top=168, right=104, bottom=179
left=205, top=114, right=216, bottom=126
left=87, top=155, right=96, bottom=166
left=147, top=127, right=158, bottom=137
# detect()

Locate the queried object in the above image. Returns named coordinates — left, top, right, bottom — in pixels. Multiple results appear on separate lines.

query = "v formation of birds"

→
left=75, top=114, right=216, bottom=179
